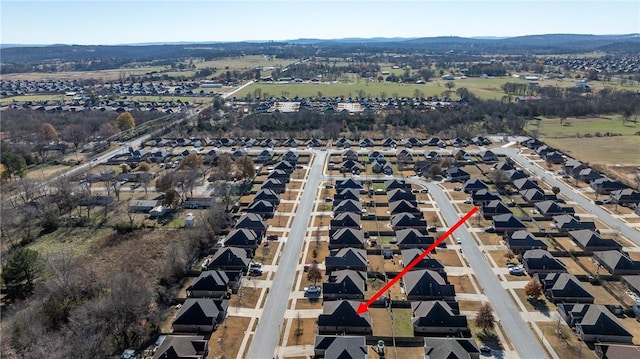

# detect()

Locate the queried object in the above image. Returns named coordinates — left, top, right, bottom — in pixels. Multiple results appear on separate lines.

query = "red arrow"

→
left=357, top=206, right=478, bottom=314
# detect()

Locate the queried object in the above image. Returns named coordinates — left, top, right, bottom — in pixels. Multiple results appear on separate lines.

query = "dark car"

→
left=479, top=345, right=492, bottom=353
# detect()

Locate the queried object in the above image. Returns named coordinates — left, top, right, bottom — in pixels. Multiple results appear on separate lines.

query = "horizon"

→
left=2, top=1, right=639, bottom=46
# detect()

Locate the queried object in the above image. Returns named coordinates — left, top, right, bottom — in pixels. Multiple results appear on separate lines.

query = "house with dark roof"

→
left=535, top=200, right=575, bottom=219
left=494, top=161, right=514, bottom=171
left=423, top=338, right=480, bottom=359
left=507, top=231, right=547, bottom=253
left=273, top=160, right=294, bottom=173
left=206, top=247, right=251, bottom=272
left=412, top=301, right=469, bottom=336
left=333, top=199, right=363, bottom=215
left=611, top=189, right=640, bottom=206
left=403, top=269, right=455, bottom=301
left=472, top=189, right=501, bottom=205
left=506, top=169, right=528, bottom=182
left=593, top=251, right=640, bottom=275
left=520, top=188, right=550, bottom=204
left=536, top=272, right=594, bottom=303
left=396, top=228, right=435, bottom=249
left=401, top=250, right=445, bottom=274
left=256, top=149, right=274, bottom=163
left=445, top=167, right=470, bottom=182
left=317, top=300, right=372, bottom=335
left=253, top=188, right=280, bottom=206
left=382, top=138, right=397, bottom=148
left=235, top=213, right=267, bottom=237
left=522, top=249, right=567, bottom=274
left=282, top=150, right=299, bottom=163
left=492, top=213, right=526, bottom=233
left=172, top=298, right=228, bottom=332
left=267, top=169, right=290, bottom=183
left=594, top=343, right=640, bottom=359
left=622, top=275, right=640, bottom=296
left=544, top=151, right=565, bottom=164
left=387, top=188, right=416, bottom=204
left=224, top=228, right=260, bottom=250
left=325, top=248, right=368, bottom=273
left=390, top=212, right=427, bottom=230
left=569, top=229, right=622, bottom=253
left=342, top=149, right=359, bottom=161
left=336, top=178, right=363, bottom=192
left=247, top=200, right=275, bottom=219
left=558, top=304, right=633, bottom=343
left=389, top=199, right=420, bottom=215
left=591, top=178, right=627, bottom=195
left=151, top=335, right=208, bottom=359
left=462, top=178, right=489, bottom=194
left=512, top=178, right=540, bottom=191
left=330, top=212, right=361, bottom=229
left=385, top=179, right=411, bottom=191
left=187, top=270, right=231, bottom=298
left=359, top=138, right=375, bottom=148
left=282, top=138, right=299, bottom=147
left=372, top=160, right=392, bottom=175
left=323, top=270, right=367, bottom=300
left=578, top=168, right=603, bottom=183
left=368, top=150, right=385, bottom=164
left=425, top=137, right=440, bottom=147
left=480, top=150, right=498, bottom=162
left=334, top=188, right=360, bottom=202
left=329, top=228, right=365, bottom=249
left=481, top=200, right=511, bottom=219
left=564, top=159, right=583, bottom=176
left=553, top=214, right=596, bottom=232
left=261, top=178, right=286, bottom=193
left=404, top=137, right=423, bottom=148
left=314, top=335, right=368, bottom=359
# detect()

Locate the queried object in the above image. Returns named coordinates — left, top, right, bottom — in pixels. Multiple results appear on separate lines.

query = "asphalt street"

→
left=246, top=150, right=326, bottom=359
left=406, top=177, right=548, bottom=359
left=495, top=147, right=640, bottom=243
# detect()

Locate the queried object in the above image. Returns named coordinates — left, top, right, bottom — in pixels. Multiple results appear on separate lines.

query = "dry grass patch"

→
left=208, top=316, right=252, bottom=359
left=513, top=288, right=555, bottom=314
left=267, top=215, right=290, bottom=227
left=618, top=317, right=640, bottom=345
left=294, top=298, right=323, bottom=310
left=583, top=282, right=622, bottom=305
left=253, top=241, right=279, bottom=264
left=367, top=254, right=385, bottom=273
left=277, top=201, right=295, bottom=213
left=458, top=300, right=485, bottom=312
left=558, top=257, right=589, bottom=275
left=312, top=214, right=331, bottom=227
left=362, top=220, right=380, bottom=232
left=383, top=257, right=404, bottom=273
left=285, top=317, right=317, bottom=346
left=369, top=308, right=393, bottom=336
left=448, top=275, right=477, bottom=294
left=432, top=249, right=463, bottom=267
left=305, top=241, right=330, bottom=264
left=476, top=232, right=503, bottom=246
left=488, top=249, right=513, bottom=267
left=537, top=321, right=591, bottom=359
left=229, top=287, right=261, bottom=309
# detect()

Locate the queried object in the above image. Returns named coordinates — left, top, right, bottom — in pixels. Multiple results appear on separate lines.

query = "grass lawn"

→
left=208, top=316, right=252, bottom=359
left=229, top=286, right=261, bottom=309
left=27, top=227, right=112, bottom=257
left=513, top=288, right=555, bottom=315
left=458, top=300, right=485, bottom=312
left=431, top=249, right=463, bottom=267
left=293, top=298, right=323, bottom=310
left=391, top=307, right=413, bottom=337
left=449, top=275, right=477, bottom=294
left=537, top=321, right=591, bottom=359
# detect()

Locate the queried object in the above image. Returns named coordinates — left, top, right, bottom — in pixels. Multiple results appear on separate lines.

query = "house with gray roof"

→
left=390, top=212, right=427, bottom=230
left=330, top=212, right=361, bottom=229
left=403, top=269, right=455, bottom=301
left=323, top=270, right=367, bottom=300
left=536, top=272, right=594, bottom=303
left=389, top=199, right=420, bottom=215
left=333, top=199, right=363, bottom=215
left=522, top=249, right=567, bottom=275
left=558, top=304, right=633, bottom=343
left=412, top=301, right=469, bottom=336
left=507, top=230, right=547, bottom=253
left=396, top=228, right=435, bottom=249
left=492, top=213, right=526, bottom=233
left=186, top=270, right=231, bottom=298
left=569, top=229, right=621, bottom=253
left=172, top=298, right=228, bottom=332
left=553, top=214, right=596, bottom=232
left=317, top=300, right=372, bottom=335
left=325, top=248, right=368, bottom=273
left=401, top=250, right=445, bottom=274
left=314, top=335, right=367, bottom=359
left=235, top=213, right=267, bottom=237
left=593, top=251, right=640, bottom=275
left=462, top=178, right=489, bottom=194
left=247, top=200, right=275, bottom=219
left=423, top=338, right=480, bottom=359
left=151, top=335, right=208, bottom=359
left=535, top=200, right=575, bottom=219
left=329, top=228, right=365, bottom=249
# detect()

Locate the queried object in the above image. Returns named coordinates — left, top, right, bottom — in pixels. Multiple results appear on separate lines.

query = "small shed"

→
left=185, top=212, right=195, bottom=227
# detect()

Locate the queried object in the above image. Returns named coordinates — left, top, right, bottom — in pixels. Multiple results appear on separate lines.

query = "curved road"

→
left=247, top=150, right=327, bottom=359
left=495, top=147, right=640, bottom=243
left=405, top=177, right=548, bottom=359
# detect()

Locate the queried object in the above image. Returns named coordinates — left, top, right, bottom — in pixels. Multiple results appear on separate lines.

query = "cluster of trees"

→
left=466, top=62, right=507, bottom=77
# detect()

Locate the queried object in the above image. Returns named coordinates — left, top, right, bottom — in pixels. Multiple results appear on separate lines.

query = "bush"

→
left=114, top=221, right=140, bottom=234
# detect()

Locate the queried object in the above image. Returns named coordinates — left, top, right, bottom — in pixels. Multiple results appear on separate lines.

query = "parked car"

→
left=267, top=234, right=278, bottom=241
left=464, top=198, right=472, bottom=204
left=479, top=345, right=492, bottom=353
left=484, top=226, right=496, bottom=233
left=453, top=186, right=462, bottom=191
left=456, top=237, right=462, bottom=244
left=304, top=285, right=321, bottom=295
left=508, top=266, right=525, bottom=276
left=427, top=226, right=437, bottom=232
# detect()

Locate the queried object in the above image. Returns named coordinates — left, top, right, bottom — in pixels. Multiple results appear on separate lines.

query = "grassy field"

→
left=527, top=115, right=640, bottom=137
left=542, top=136, right=640, bottom=165
left=194, top=55, right=297, bottom=72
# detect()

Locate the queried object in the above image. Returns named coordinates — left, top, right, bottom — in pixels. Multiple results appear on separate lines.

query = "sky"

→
left=1, top=0, right=639, bottom=45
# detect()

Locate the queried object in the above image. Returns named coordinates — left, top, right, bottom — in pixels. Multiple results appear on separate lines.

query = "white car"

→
left=464, top=198, right=472, bottom=204
left=304, top=285, right=321, bottom=295
left=509, top=266, right=525, bottom=275
left=456, top=237, right=462, bottom=244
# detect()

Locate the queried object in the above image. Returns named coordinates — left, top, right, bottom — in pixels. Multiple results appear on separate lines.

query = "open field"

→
left=542, top=136, right=640, bottom=165
left=528, top=115, right=640, bottom=137
left=536, top=321, right=592, bottom=359
left=208, top=316, right=252, bottom=359
left=194, top=55, right=298, bottom=73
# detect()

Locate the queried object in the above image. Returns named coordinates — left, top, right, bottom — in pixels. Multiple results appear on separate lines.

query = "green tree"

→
left=115, top=111, right=136, bottom=131
left=2, top=248, right=43, bottom=298
left=0, top=152, right=27, bottom=179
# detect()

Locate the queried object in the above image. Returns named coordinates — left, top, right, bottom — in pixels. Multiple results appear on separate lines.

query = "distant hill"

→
left=2, top=34, right=638, bottom=67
